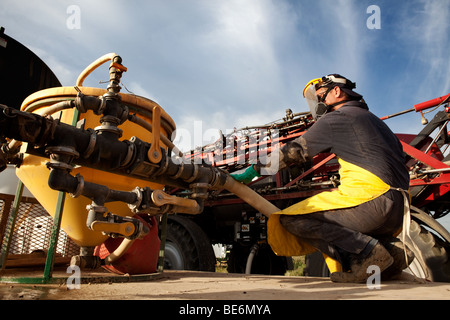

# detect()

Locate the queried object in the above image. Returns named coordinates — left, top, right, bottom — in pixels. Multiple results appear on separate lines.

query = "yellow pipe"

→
left=76, top=52, right=118, bottom=87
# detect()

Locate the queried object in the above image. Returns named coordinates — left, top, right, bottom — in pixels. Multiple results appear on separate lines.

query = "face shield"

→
left=302, top=78, right=330, bottom=120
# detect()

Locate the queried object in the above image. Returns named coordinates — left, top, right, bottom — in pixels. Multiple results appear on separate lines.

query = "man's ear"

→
left=334, top=86, right=345, bottom=98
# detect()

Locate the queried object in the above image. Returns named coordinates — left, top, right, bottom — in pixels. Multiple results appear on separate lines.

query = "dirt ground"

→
left=1, top=269, right=450, bottom=301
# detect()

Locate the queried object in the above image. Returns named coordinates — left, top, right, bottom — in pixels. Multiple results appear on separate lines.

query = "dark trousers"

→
left=279, top=190, right=404, bottom=265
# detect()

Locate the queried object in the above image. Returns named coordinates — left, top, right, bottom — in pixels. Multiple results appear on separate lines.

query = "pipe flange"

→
left=209, top=168, right=228, bottom=189
left=95, top=96, right=107, bottom=115
left=45, top=160, right=74, bottom=171
left=184, top=164, right=199, bottom=183
left=94, top=122, right=123, bottom=137
left=120, top=140, right=135, bottom=168
left=36, top=116, right=58, bottom=148
left=70, top=173, right=85, bottom=198
left=83, top=128, right=97, bottom=158
left=86, top=204, right=108, bottom=213
left=45, top=146, right=80, bottom=158
left=153, top=153, right=169, bottom=176
left=172, top=162, right=184, bottom=180
left=119, top=105, right=129, bottom=125
left=100, top=115, right=120, bottom=126
left=127, top=187, right=143, bottom=213
left=75, top=91, right=86, bottom=113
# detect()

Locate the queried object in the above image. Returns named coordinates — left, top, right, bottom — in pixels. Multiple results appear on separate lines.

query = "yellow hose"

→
left=104, top=238, right=135, bottom=265
left=76, top=52, right=118, bottom=87
left=223, top=176, right=280, bottom=217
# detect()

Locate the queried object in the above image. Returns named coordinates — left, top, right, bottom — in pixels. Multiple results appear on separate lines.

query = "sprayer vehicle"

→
left=0, top=29, right=449, bottom=282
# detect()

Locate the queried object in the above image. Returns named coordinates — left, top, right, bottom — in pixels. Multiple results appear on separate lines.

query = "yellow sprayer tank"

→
left=16, top=86, right=176, bottom=247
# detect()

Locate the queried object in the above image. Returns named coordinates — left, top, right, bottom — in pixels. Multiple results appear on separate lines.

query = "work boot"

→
left=381, top=239, right=415, bottom=280
left=330, top=243, right=393, bottom=283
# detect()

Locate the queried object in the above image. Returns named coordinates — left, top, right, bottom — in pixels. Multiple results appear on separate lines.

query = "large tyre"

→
left=164, top=215, right=216, bottom=272
left=227, top=243, right=292, bottom=275
left=402, top=220, right=450, bottom=282
left=304, top=251, right=330, bottom=277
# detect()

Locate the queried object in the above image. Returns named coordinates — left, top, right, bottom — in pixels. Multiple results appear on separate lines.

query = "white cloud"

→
left=418, top=0, right=450, bottom=95
left=395, top=0, right=450, bottom=100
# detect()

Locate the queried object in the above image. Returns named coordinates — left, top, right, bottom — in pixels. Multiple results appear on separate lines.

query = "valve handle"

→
left=148, top=105, right=162, bottom=163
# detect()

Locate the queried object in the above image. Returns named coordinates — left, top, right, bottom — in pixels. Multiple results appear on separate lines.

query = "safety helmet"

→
left=303, top=74, right=362, bottom=120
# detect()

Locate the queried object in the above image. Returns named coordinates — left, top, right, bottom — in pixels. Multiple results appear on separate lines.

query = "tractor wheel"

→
left=401, top=220, right=450, bottom=282
left=304, top=251, right=330, bottom=277
left=163, top=215, right=216, bottom=272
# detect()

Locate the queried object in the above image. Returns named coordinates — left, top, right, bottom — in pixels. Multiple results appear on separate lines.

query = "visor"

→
left=303, top=80, right=328, bottom=120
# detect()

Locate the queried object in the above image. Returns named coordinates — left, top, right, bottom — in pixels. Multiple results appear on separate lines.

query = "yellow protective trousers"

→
left=267, top=158, right=391, bottom=273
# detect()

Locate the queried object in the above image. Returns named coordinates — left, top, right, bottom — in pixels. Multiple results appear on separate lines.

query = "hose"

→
left=37, top=100, right=74, bottom=116
left=223, top=175, right=280, bottom=218
left=245, top=243, right=259, bottom=274
left=103, top=238, right=135, bottom=265
left=76, top=52, right=118, bottom=87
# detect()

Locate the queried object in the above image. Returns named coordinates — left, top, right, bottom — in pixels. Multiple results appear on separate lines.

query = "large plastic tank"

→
left=15, top=86, right=176, bottom=247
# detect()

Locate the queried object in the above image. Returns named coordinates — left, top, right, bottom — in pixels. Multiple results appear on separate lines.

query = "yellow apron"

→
left=267, top=158, right=391, bottom=273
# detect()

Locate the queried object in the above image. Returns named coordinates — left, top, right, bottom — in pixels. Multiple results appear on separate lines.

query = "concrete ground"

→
left=1, top=269, right=450, bottom=300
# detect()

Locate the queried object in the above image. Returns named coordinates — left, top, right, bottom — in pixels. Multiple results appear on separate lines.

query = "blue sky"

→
left=1, top=1, right=450, bottom=228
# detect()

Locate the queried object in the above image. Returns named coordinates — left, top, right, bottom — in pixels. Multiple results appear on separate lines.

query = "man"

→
left=232, top=74, right=412, bottom=283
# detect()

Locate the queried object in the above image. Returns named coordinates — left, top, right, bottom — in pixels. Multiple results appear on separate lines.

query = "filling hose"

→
left=223, top=175, right=280, bottom=218
left=103, top=238, right=135, bottom=265
left=76, top=52, right=119, bottom=87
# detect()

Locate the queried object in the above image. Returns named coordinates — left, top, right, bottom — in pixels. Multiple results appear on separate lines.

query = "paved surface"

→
left=1, top=270, right=450, bottom=300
